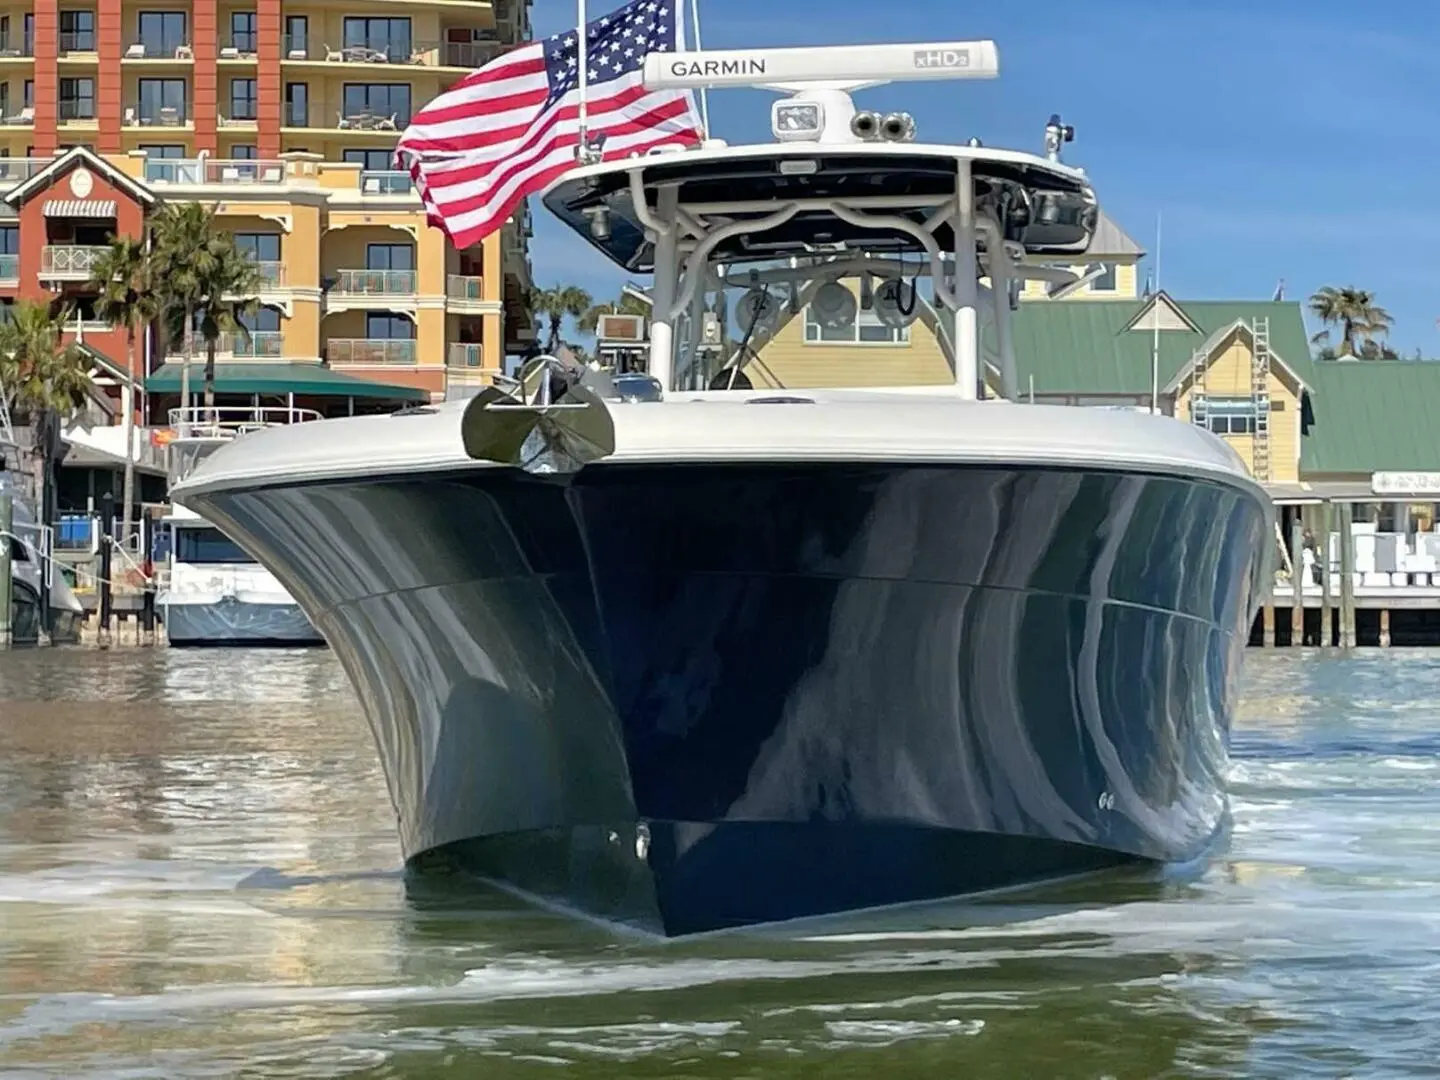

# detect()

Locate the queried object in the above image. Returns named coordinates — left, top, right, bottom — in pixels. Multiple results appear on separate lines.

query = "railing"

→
left=59, top=32, right=96, bottom=53
left=448, top=343, right=483, bottom=368
left=218, top=37, right=258, bottom=58
left=59, top=102, right=96, bottom=121
left=330, top=269, right=417, bottom=296
left=326, top=338, right=416, bottom=365
left=124, top=38, right=193, bottom=58
left=282, top=106, right=406, bottom=130
left=167, top=404, right=323, bottom=441
left=446, top=275, right=484, bottom=302
left=126, top=105, right=189, bottom=127
left=144, top=157, right=286, bottom=184
left=250, top=262, right=285, bottom=288
left=0, top=254, right=18, bottom=281
left=172, top=331, right=283, bottom=359
left=40, top=246, right=108, bottom=278
left=0, top=35, right=35, bottom=57
left=0, top=111, right=35, bottom=127
left=359, top=170, right=412, bottom=195
left=280, top=36, right=500, bottom=66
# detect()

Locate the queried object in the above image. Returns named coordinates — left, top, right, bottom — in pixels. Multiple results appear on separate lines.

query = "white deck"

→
left=172, top=388, right=1268, bottom=502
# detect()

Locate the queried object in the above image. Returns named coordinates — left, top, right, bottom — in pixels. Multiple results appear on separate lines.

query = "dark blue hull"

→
left=188, top=462, right=1269, bottom=936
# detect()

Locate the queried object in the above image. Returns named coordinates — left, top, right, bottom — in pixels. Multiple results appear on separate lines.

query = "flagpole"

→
left=576, top=0, right=590, bottom=157
left=689, top=0, right=710, bottom=137
left=1149, top=211, right=1162, bottom=415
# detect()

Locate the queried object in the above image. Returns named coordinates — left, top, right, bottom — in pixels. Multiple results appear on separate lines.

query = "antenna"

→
left=644, top=41, right=997, bottom=145
left=1149, top=212, right=1162, bottom=414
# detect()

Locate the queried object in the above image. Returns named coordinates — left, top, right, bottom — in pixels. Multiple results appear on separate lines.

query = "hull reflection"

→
left=187, top=462, right=1269, bottom=936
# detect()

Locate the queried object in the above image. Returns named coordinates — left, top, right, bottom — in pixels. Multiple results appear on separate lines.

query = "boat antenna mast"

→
left=639, top=41, right=1001, bottom=394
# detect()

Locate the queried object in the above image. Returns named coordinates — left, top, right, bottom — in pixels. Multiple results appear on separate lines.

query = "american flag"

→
left=397, top=0, right=704, bottom=249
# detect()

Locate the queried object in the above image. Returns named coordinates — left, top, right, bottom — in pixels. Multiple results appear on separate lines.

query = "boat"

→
left=171, top=39, right=1273, bottom=935
left=158, top=408, right=326, bottom=648
left=1, top=470, right=85, bottom=646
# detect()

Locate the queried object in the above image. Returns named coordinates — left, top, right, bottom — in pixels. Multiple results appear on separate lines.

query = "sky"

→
left=525, top=0, right=1440, bottom=354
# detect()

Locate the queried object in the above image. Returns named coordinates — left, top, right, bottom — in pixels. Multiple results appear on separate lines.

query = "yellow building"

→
left=0, top=0, right=534, bottom=401
left=750, top=210, right=1315, bottom=487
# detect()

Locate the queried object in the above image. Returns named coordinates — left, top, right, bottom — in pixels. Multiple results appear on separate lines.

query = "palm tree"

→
left=0, top=300, right=93, bottom=636
left=529, top=284, right=592, bottom=351
left=90, top=236, right=156, bottom=550
left=579, top=290, right=651, bottom=334
left=1308, top=286, right=1394, bottom=357
left=149, top=203, right=261, bottom=422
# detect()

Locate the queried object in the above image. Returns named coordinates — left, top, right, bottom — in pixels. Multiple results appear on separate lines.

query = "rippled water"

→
left=1, top=648, right=1438, bottom=1078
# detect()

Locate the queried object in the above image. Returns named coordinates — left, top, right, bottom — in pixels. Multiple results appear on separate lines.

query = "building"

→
left=0, top=0, right=534, bottom=405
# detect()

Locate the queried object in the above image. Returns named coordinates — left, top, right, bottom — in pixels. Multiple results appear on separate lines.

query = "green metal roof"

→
left=145, top=363, right=427, bottom=401
left=1300, top=361, right=1440, bottom=474
left=1003, top=296, right=1314, bottom=395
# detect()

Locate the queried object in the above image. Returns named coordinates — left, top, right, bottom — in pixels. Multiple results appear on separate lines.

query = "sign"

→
left=913, top=48, right=972, bottom=70
left=1371, top=471, right=1440, bottom=495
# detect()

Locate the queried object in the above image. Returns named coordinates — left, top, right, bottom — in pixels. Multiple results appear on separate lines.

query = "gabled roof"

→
left=3, top=147, right=157, bottom=208
left=1120, top=290, right=1202, bottom=334
left=1084, top=210, right=1145, bottom=259
left=1000, top=298, right=1314, bottom=396
left=1301, top=361, right=1440, bottom=474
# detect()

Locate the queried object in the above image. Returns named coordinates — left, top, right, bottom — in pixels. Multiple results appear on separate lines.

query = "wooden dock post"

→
left=97, top=493, right=114, bottom=649
left=1380, top=608, right=1391, bottom=648
left=1338, top=501, right=1357, bottom=648
left=1289, top=518, right=1304, bottom=645
left=1319, top=502, right=1333, bottom=647
left=1262, top=605, right=1276, bottom=647
left=0, top=493, right=11, bottom=649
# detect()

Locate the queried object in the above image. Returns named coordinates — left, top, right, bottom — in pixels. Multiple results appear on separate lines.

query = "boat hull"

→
left=161, top=594, right=326, bottom=647
left=186, top=461, right=1268, bottom=935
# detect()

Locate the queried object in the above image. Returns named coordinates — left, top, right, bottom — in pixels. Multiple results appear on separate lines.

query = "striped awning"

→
left=42, top=199, right=118, bottom=218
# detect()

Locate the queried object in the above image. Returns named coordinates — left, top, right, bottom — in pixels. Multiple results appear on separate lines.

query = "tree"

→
left=148, top=203, right=260, bottom=422
left=529, top=285, right=592, bottom=351
left=579, top=290, right=651, bottom=334
left=0, top=300, right=93, bottom=637
left=1308, top=286, right=1394, bottom=358
left=90, top=236, right=156, bottom=550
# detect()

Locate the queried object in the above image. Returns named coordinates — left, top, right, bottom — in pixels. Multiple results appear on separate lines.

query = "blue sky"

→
left=527, top=0, right=1438, bottom=354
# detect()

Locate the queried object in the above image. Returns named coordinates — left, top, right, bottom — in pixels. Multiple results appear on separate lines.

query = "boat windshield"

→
left=670, top=260, right=945, bottom=391
left=174, top=526, right=250, bottom=564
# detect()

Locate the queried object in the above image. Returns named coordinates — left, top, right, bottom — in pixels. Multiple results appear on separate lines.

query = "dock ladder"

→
left=1188, top=340, right=1209, bottom=429
left=1250, top=317, right=1272, bottom=482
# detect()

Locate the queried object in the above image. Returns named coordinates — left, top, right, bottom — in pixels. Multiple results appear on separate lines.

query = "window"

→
left=230, top=144, right=257, bottom=159
left=59, top=78, right=95, bottom=120
left=175, top=526, right=249, bottom=564
left=1196, top=396, right=1257, bottom=436
left=230, top=78, right=257, bottom=120
left=23, top=79, right=32, bottom=108
left=140, top=143, right=185, bottom=158
left=136, top=11, right=186, bottom=55
left=342, top=83, right=410, bottom=124
left=233, top=232, right=281, bottom=262
left=366, top=313, right=413, bottom=339
left=803, top=295, right=910, bottom=345
left=343, top=148, right=396, bottom=171
left=239, top=305, right=281, bottom=333
left=343, top=17, right=411, bottom=62
left=0, top=226, right=18, bottom=254
left=0, top=83, right=7, bottom=116
left=229, top=12, right=256, bottom=52
left=283, top=15, right=308, bottom=57
left=284, top=82, right=308, bottom=126
left=138, top=78, right=186, bottom=122
left=366, top=243, right=413, bottom=271
left=59, top=10, right=95, bottom=51
left=1091, top=262, right=1117, bottom=291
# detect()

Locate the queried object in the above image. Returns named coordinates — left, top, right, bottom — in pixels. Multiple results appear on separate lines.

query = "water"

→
left=1, top=649, right=1438, bottom=1078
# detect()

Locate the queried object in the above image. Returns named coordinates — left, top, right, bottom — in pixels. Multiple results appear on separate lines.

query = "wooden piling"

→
left=1319, top=502, right=1333, bottom=647
left=1262, top=605, right=1276, bottom=647
left=1289, top=518, right=1305, bottom=645
left=0, top=493, right=11, bottom=649
left=1380, top=608, right=1391, bottom=648
left=1338, top=501, right=1357, bottom=648
left=97, top=493, right=114, bottom=649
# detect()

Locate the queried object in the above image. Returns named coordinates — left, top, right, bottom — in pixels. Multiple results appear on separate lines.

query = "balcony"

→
left=359, top=170, right=412, bottom=195
left=40, top=245, right=108, bottom=281
left=0, top=253, right=17, bottom=282
left=58, top=33, right=97, bottom=55
left=283, top=106, right=404, bottom=132
left=329, top=269, right=417, bottom=298
left=123, top=39, right=195, bottom=61
left=124, top=104, right=189, bottom=128
left=170, top=331, right=282, bottom=360
left=217, top=38, right=258, bottom=61
left=448, top=343, right=483, bottom=368
left=143, top=157, right=285, bottom=185
left=250, top=262, right=286, bottom=288
left=326, top=338, right=416, bottom=365
left=0, top=35, right=34, bottom=58
left=0, top=107, right=34, bottom=126
left=58, top=102, right=96, bottom=123
left=0, top=159, right=47, bottom=187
